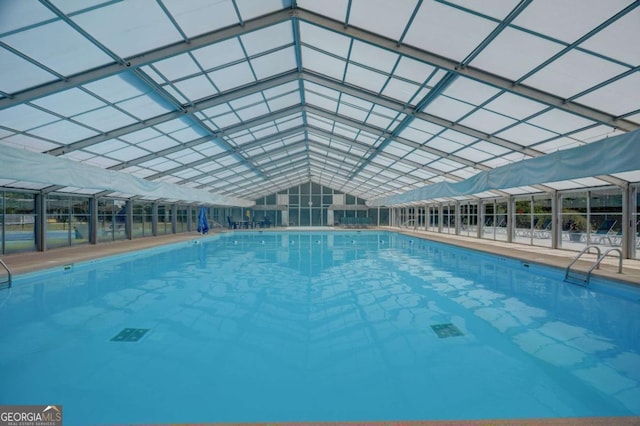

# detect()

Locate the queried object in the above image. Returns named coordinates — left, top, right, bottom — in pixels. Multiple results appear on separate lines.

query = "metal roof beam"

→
left=46, top=72, right=301, bottom=156
left=302, top=71, right=544, bottom=157
left=295, top=8, right=638, bottom=132
left=0, top=9, right=293, bottom=110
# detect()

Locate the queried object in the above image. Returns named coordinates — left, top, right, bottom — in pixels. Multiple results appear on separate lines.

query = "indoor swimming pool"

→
left=0, top=231, right=639, bottom=425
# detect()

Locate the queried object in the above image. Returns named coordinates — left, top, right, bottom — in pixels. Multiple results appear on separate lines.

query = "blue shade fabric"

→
left=0, top=144, right=254, bottom=207
left=368, top=129, right=640, bottom=206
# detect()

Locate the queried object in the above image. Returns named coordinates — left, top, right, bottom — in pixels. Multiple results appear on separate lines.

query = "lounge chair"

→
left=590, top=219, right=617, bottom=244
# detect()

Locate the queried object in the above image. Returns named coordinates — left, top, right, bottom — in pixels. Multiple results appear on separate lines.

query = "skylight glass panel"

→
left=250, top=125, right=279, bottom=141
left=0, top=104, right=59, bottom=131
left=472, top=140, right=510, bottom=157
left=73, top=106, right=137, bottom=132
left=429, top=158, right=464, bottom=173
left=201, top=103, right=233, bottom=118
left=527, top=109, right=595, bottom=135
left=235, top=102, right=270, bottom=121
left=403, top=1, right=497, bottom=62
left=208, top=62, right=255, bottom=92
left=305, top=91, right=339, bottom=112
left=235, top=0, right=288, bottom=21
left=192, top=38, right=246, bottom=71
left=337, top=101, right=370, bottom=122
left=155, top=117, right=191, bottom=134
left=167, top=150, right=205, bottom=164
left=459, top=109, right=517, bottom=134
left=574, top=72, right=640, bottom=116
left=422, top=96, right=476, bottom=122
left=484, top=92, right=547, bottom=120
left=446, top=0, right=520, bottom=20
left=72, top=1, right=181, bottom=58
left=378, top=169, right=400, bottom=180
left=0, top=49, right=57, bottom=94
left=117, top=95, right=174, bottom=121
left=472, top=27, right=565, bottom=81
left=106, top=145, right=149, bottom=162
left=306, top=115, right=335, bottom=132
left=350, top=39, right=399, bottom=74
left=534, top=137, right=582, bottom=153
left=579, top=8, right=640, bottom=65
left=241, top=22, right=293, bottom=56
left=426, top=136, right=464, bottom=153
left=225, top=131, right=253, bottom=146
left=85, top=139, right=129, bottom=155
left=411, top=169, right=436, bottom=180
left=173, top=169, right=201, bottom=180
left=0, top=134, right=59, bottom=152
left=152, top=53, right=201, bottom=82
left=389, top=161, right=415, bottom=174
left=569, top=125, right=617, bottom=143
left=372, top=156, right=394, bottom=167
left=440, top=129, right=478, bottom=146
left=251, top=47, right=297, bottom=80
left=351, top=0, right=417, bottom=39
left=164, top=0, right=240, bottom=38
left=611, top=170, right=640, bottom=182
left=171, top=126, right=207, bottom=143
left=32, top=88, right=106, bottom=118
left=84, top=74, right=147, bottom=103
left=162, top=86, right=189, bottom=105
left=382, top=78, right=422, bottom=104
left=299, top=22, right=350, bottom=58
left=137, top=135, right=180, bottom=152
left=173, top=75, right=218, bottom=102
left=523, top=50, right=628, bottom=99
left=28, top=120, right=98, bottom=144
left=496, top=123, right=558, bottom=147
left=301, top=47, right=347, bottom=82
left=512, top=1, right=628, bottom=44
left=344, top=64, right=388, bottom=93
left=384, top=141, right=412, bottom=157
left=3, top=20, right=112, bottom=77
left=194, top=142, right=226, bottom=157
left=406, top=150, right=438, bottom=163
left=332, top=124, right=359, bottom=140
left=140, top=158, right=181, bottom=172
left=454, top=147, right=495, bottom=162
left=0, top=1, right=55, bottom=33
left=354, top=131, right=381, bottom=147
left=444, top=77, right=501, bottom=106
left=366, top=105, right=399, bottom=130
left=266, top=92, right=300, bottom=114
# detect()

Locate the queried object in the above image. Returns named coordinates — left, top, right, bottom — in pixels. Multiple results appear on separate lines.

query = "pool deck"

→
left=1, top=228, right=640, bottom=426
left=3, top=225, right=638, bottom=285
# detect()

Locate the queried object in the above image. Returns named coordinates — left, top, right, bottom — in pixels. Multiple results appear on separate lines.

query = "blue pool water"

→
left=1, top=231, right=639, bottom=425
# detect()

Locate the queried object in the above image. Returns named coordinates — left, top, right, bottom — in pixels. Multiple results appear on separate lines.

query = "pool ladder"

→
left=564, top=245, right=623, bottom=286
left=0, top=258, right=11, bottom=289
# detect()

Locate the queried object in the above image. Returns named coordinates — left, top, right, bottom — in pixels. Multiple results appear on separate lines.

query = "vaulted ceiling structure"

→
left=0, top=1, right=639, bottom=206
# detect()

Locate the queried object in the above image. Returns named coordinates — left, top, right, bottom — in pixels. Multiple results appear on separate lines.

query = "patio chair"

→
left=590, top=219, right=617, bottom=244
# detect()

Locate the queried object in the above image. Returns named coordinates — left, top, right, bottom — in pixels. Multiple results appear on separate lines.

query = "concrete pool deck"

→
left=1, top=226, right=639, bottom=286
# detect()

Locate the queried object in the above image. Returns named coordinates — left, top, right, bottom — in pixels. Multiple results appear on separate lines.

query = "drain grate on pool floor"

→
left=110, top=328, right=150, bottom=342
left=430, top=323, right=464, bottom=338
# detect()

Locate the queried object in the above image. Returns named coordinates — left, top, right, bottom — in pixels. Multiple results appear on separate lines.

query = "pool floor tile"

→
left=431, top=323, right=464, bottom=338
left=110, top=328, right=150, bottom=342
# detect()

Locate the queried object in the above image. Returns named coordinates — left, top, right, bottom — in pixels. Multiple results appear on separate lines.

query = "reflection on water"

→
left=0, top=231, right=639, bottom=424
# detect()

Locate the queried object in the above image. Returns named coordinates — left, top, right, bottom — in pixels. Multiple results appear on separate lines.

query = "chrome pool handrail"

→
left=0, top=258, right=12, bottom=289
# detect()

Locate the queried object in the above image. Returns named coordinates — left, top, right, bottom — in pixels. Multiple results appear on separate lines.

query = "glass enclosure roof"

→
left=0, top=0, right=638, bottom=206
